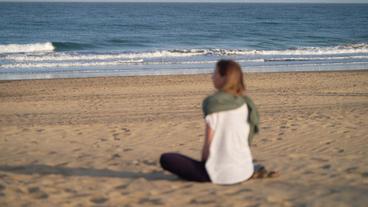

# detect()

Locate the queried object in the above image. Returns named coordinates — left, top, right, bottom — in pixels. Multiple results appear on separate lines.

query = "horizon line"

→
left=1, top=1, right=368, bottom=3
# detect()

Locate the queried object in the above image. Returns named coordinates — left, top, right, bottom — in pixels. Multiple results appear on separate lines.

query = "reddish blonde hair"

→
left=216, top=59, right=246, bottom=96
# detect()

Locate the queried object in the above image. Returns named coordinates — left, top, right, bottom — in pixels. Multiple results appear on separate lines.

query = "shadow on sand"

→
left=0, top=164, right=178, bottom=181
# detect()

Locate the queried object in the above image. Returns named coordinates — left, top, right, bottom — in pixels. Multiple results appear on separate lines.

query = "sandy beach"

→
left=0, top=70, right=367, bottom=207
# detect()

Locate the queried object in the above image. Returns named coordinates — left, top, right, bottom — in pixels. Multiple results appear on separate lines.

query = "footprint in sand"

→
left=30, top=160, right=39, bottom=164
left=303, top=170, right=314, bottom=175
left=361, top=172, right=368, bottom=178
left=138, top=197, right=163, bottom=205
left=90, top=196, right=108, bottom=204
left=121, top=128, right=130, bottom=133
left=56, top=162, right=69, bottom=166
left=180, top=183, right=193, bottom=189
left=190, top=197, right=215, bottom=205
left=64, top=188, right=77, bottom=194
left=225, top=188, right=252, bottom=196
left=311, top=157, right=328, bottom=162
left=142, top=160, right=157, bottom=166
left=115, top=183, right=129, bottom=190
left=321, top=164, right=331, bottom=170
left=0, top=184, right=5, bottom=197
left=337, top=149, right=345, bottom=153
left=123, top=148, right=133, bottom=152
left=113, top=133, right=120, bottom=141
left=345, top=167, right=358, bottom=173
left=111, top=153, right=121, bottom=159
left=28, top=187, right=48, bottom=199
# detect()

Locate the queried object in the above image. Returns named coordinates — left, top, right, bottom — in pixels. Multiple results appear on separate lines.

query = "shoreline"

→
left=1, top=68, right=367, bottom=82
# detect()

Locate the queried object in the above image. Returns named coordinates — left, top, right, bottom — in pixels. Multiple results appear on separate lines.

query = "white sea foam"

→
left=264, top=55, right=368, bottom=62
left=1, top=55, right=367, bottom=69
left=2, top=43, right=368, bottom=62
left=258, top=44, right=368, bottom=56
left=0, top=42, right=55, bottom=54
left=1, top=43, right=368, bottom=70
left=0, top=59, right=144, bottom=69
left=167, top=44, right=368, bottom=56
left=3, top=50, right=205, bottom=62
left=0, top=59, right=269, bottom=69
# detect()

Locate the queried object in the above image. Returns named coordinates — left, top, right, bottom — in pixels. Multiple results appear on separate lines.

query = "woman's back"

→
left=160, top=60, right=260, bottom=185
left=205, top=103, right=254, bottom=185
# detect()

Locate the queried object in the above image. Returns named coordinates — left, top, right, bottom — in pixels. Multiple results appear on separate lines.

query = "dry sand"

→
left=0, top=71, right=367, bottom=207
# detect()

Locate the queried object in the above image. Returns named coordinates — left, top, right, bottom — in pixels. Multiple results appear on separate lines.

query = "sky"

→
left=0, top=0, right=368, bottom=3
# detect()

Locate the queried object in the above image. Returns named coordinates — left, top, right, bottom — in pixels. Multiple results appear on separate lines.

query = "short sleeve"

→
left=205, top=113, right=217, bottom=130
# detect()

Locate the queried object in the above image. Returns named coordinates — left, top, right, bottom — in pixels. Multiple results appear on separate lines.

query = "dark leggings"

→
left=159, top=152, right=211, bottom=182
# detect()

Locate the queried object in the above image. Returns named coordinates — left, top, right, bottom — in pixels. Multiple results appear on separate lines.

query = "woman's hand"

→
left=201, top=122, right=214, bottom=162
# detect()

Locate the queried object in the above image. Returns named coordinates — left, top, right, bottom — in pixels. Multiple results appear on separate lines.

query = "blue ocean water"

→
left=0, top=2, right=367, bottom=80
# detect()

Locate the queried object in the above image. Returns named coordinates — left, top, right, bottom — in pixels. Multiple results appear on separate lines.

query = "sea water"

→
left=0, top=2, right=367, bottom=80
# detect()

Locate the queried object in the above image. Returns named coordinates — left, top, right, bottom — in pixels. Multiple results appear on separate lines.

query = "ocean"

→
left=0, top=2, right=367, bottom=80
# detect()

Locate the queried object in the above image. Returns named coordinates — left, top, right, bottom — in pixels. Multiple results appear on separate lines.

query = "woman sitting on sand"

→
left=159, top=59, right=275, bottom=185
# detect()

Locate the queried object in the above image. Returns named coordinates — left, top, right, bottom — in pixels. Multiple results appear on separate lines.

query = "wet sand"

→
left=0, top=70, right=367, bottom=206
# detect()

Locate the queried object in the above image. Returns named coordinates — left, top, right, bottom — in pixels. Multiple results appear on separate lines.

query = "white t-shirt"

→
left=204, top=103, right=254, bottom=185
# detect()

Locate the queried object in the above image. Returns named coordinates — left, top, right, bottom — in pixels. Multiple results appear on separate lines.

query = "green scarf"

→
left=202, top=90, right=260, bottom=146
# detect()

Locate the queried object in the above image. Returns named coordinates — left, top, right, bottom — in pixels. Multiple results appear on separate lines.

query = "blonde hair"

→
left=216, top=59, right=246, bottom=96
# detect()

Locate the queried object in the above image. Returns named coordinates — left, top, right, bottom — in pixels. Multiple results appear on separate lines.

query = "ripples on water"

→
left=0, top=3, right=367, bottom=79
